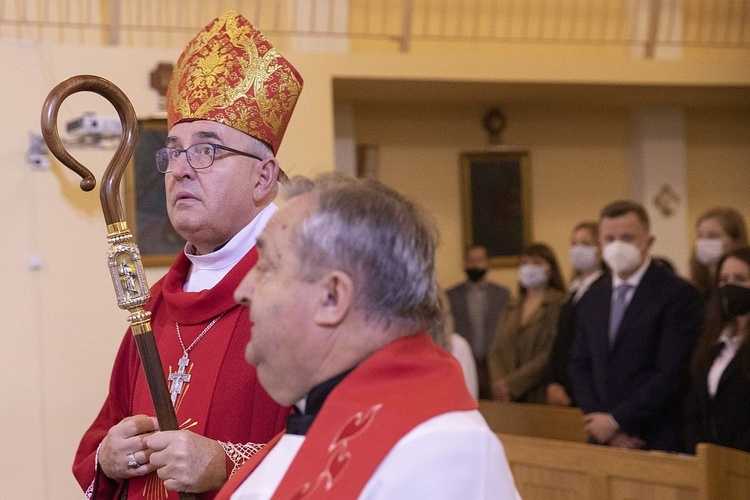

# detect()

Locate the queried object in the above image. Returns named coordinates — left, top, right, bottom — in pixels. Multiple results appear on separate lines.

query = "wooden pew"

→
left=702, top=442, right=750, bottom=499
left=478, top=400, right=587, bottom=443
left=497, top=433, right=750, bottom=500
left=478, top=401, right=750, bottom=498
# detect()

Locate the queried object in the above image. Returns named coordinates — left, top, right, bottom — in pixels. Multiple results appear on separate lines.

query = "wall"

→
left=686, top=109, right=750, bottom=239
left=1, top=39, right=47, bottom=500
left=355, top=101, right=631, bottom=292
left=356, top=101, right=750, bottom=293
left=0, top=36, right=748, bottom=498
left=0, top=41, right=330, bottom=499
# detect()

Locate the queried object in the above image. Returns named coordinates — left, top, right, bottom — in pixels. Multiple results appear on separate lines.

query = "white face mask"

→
left=602, top=241, right=643, bottom=276
left=695, top=238, right=724, bottom=266
left=518, top=263, right=549, bottom=289
left=569, top=244, right=598, bottom=272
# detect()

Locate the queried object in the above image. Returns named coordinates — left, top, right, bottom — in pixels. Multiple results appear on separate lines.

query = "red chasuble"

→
left=73, top=247, right=289, bottom=500
left=218, top=333, right=477, bottom=499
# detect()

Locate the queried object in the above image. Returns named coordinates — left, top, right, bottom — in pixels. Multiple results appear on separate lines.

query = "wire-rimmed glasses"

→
left=155, top=143, right=262, bottom=173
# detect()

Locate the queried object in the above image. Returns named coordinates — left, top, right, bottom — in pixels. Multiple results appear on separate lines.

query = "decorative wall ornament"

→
left=150, top=62, right=174, bottom=110
left=652, top=184, right=681, bottom=217
left=483, top=107, right=507, bottom=145
left=150, top=62, right=173, bottom=96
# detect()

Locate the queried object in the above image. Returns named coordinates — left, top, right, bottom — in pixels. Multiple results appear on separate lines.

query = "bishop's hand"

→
left=99, top=414, right=158, bottom=480
left=145, top=429, right=227, bottom=493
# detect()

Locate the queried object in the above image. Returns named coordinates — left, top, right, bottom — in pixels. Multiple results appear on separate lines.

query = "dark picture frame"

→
left=124, top=118, right=186, bottom=267
left=460, top=149, right=532, bottom=267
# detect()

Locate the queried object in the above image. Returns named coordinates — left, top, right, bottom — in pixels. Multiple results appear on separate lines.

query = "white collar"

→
left=719, top=326, right=745, bottom=349
left=295, top=396, right=307, bottom=415
left=183, top=203, right=278, bottom=292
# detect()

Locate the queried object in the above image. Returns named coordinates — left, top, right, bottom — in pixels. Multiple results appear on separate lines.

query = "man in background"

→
left=570, top=200, right=702, bottom=451
left=447, top=244, right=511, bottom=399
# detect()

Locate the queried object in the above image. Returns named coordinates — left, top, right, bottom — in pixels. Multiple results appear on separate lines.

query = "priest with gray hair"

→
left=219, top=174, right=520, bottom=499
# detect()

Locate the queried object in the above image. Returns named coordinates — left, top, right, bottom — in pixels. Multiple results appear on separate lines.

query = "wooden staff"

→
left=41, top=75, right=196, bottom=500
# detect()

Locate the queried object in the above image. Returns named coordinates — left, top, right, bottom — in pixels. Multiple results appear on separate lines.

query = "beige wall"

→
left=354, top=102, right=632, bottom=292
left=1, top=37, right=748, bottom=498
left=1, top=41, right=46, bottom=499
left=1, top=40, right=335, bottom=499
left=359, top=101, right=750, bottom=294
left=686, top=109, right=750, bottom=241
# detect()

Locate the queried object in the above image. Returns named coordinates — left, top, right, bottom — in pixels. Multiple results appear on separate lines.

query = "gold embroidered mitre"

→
left=167, top=10, right=303, bottom=154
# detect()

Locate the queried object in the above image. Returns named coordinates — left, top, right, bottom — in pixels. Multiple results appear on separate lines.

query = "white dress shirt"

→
left=707, top=327, right=745, bottom=397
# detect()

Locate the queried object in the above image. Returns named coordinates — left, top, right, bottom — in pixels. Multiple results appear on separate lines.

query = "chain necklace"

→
left=168, top=313, right=225, bottom=405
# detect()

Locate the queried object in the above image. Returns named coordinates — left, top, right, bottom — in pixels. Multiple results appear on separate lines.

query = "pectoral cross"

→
left=168, top=354, right=191, bottom=405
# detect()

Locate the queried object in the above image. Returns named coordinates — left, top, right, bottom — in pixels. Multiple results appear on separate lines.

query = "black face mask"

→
left=466, top=268, right=487, bottom=283
left=720, top=284, right=750, bottom=318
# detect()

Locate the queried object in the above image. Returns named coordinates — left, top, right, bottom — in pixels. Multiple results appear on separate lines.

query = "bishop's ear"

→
left=253, top=157, right=280, bottom=203
left=314, top=270, right=353, bottom=327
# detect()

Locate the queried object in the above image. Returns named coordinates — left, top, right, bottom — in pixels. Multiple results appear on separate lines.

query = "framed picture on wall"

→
left=460, top=149, right=532, bottom=267
left=124, top=118, right=186, bottom=267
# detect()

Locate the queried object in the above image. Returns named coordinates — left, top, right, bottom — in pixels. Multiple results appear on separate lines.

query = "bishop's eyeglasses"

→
left=155, top=143, right=262, bottom=173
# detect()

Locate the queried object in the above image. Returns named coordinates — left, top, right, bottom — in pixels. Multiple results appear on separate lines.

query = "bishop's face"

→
left=164, top=120, right=265, bottom=255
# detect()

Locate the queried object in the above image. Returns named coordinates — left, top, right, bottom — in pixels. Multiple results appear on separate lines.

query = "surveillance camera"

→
left=28, top=153, right=50, bottom=170
left=66, top=112, right=122, bottom=136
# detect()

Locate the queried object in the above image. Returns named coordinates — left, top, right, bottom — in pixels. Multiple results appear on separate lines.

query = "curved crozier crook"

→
left=40, top=75, right=137, bottom=226
left=40, top=76, right=196, bottom=500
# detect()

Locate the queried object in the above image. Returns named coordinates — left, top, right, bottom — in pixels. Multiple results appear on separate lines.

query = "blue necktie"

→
left=609, top=284, right=632, bottom=345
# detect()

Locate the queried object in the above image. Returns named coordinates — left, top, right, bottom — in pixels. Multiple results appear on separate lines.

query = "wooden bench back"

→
left=496, top=433, right=750, bottom=499
left=479, top=400, right=587, bottom=443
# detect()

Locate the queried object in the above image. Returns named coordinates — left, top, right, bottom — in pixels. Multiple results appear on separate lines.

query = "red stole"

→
left=128, top=247, right=280, bottom=500
left=218, top=333, right=476, bottom=499
left=131, top=248, right=258, bottom=428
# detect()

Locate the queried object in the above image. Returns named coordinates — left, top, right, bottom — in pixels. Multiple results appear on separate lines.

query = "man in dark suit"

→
left=447, top=245, right=511, bottom=400
left=569, top=200, right=702, bottom=452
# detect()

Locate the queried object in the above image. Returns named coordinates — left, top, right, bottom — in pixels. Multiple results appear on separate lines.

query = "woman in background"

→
left=546, top=222, right=606, bottom=406
left=684, top=247, right=750, bottom=453
left=690, top=207, right=747, bottom=299
left=489, top=243, right=566, bottom=404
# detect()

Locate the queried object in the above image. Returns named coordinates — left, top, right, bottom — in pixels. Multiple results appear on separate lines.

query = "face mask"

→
left=602, top=241, right=642, bottom=276
left=466, top=268, right=486, bottom=283
left=696, top=238, right=724, bottom=266
left=720, top=284, right=750, bottom=318
left=518, top=263, right=548, bottom=289
left=569, top=244, right=598, bottom=272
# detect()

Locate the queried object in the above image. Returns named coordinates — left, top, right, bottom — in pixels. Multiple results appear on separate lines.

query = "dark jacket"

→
left=447, top=280, right=511, bottom=360
left=547, top=273, right=607, bottom=406
left=570, top=261, right=702, bottom=451
left=683, top=342, right=750, bottom=453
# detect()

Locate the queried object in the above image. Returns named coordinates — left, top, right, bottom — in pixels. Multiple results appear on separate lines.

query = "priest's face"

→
left=164, top=120, right=271, bottom=255
left=235, top=194, right=325, bottom=405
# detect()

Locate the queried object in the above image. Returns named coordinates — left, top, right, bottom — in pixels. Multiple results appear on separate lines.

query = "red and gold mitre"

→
left=167, top=10, right=303, bottom=154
